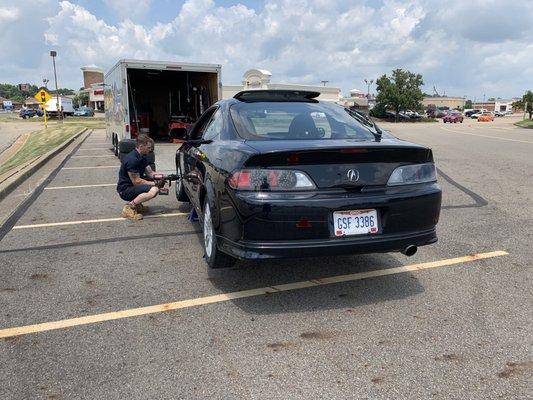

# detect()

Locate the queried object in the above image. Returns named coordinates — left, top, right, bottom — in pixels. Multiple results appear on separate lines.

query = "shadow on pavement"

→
left=206, top=252, right=425, bottom=315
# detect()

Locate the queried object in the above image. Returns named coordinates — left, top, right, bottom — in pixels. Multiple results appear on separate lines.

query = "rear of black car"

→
left=216, top=94, right=441, bottom=260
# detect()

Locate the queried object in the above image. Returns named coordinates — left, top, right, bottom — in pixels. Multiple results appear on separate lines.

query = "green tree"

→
left=375, top=69, right=424, bottom=122
left=73, top=92, right=89, bottom=108
left=465, top=100, right=473, bottom=109
left=522, top=90, right=533, bottom=119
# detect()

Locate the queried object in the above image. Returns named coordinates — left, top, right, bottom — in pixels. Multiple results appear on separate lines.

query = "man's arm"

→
left=128, top=172, right=155, bottom=186
left=145, top=165, right=156, bottom=179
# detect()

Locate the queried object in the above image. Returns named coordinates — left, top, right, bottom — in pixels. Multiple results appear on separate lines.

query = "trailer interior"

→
left=126, top=68, right=219, bottom=140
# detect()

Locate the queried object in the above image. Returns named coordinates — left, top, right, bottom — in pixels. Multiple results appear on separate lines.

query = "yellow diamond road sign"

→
left=34, top=89, right=51, bottom=104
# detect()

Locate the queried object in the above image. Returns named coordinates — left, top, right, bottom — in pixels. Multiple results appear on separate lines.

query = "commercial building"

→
left=223, top=69, right=341, bottom=102
left=80, top=66, right=104, bottom=111
left=422, top=96, right=465, bottom=110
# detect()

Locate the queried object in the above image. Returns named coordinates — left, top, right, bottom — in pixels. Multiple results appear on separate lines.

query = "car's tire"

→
left=113, top=135, right=119, bottom=157
left=119, top=138, right=136, bottom=154
left=175, top=165, right=189, bottom=202
left=202, top=198, right=235, bottom=269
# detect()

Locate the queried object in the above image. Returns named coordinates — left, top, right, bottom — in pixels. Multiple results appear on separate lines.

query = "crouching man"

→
left=116, top=134, right=163, bottom=220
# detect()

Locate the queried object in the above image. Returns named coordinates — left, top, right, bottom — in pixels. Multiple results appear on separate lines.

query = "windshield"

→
left=230, top=101, right=378, bottom=141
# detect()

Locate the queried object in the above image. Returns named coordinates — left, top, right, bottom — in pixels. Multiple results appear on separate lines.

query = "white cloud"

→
left=0, top=0, right=531, bottom=98
left=0, top=7, right=20, bottom=21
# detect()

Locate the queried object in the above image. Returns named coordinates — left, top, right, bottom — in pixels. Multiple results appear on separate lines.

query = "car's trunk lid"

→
left=244, top=140, right=433, bottom=189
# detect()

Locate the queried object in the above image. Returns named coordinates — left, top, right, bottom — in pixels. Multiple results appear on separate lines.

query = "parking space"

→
left=0, top=123, right=531, bottom=399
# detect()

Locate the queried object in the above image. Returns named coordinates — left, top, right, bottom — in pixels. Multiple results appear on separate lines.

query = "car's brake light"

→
left=228, top=169, right=316, bottom=191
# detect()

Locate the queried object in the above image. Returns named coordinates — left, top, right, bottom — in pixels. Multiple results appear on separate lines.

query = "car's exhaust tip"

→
left=401, top=245, right=418, bottom=257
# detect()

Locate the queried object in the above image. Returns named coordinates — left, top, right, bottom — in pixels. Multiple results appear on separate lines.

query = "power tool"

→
left=153, top=173, right=178, bottom=195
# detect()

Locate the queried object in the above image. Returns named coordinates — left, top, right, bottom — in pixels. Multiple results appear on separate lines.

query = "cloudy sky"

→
left=0, top=0, right=531, bottom=99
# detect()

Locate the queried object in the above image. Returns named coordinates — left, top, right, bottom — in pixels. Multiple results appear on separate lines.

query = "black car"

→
left=19, top=109, right=42, bottom=119
left=175, top=90, right=441, bottom=268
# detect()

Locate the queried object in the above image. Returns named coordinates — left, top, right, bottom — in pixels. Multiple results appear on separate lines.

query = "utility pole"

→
left=321, top=80, right=329, bottom=87
left=50, top=50, right=61, bottom=120
left=364, top=79, right=374, bottom=98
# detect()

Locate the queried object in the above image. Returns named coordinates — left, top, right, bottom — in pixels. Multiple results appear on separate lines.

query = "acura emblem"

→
left=347, top=169, right=360, bottom=182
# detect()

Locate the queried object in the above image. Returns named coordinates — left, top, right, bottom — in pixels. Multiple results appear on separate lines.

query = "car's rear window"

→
left=230, top=102, right=377, bottom=141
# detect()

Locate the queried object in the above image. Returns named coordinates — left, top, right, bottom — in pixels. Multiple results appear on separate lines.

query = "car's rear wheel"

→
left=203, top=199, right=236, bottom=269
left=175, top=165, right=189, bottom=202
left=113, top=135, right=119, bottom=156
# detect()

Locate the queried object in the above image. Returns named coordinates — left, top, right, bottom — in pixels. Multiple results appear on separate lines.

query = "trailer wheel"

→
left=113, top=135, right=118, bottom=157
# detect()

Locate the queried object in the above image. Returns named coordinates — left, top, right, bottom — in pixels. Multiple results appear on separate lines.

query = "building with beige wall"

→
left=80, top=66, right=104, bottom=111
left=422, top=96, right=465, bottom=110
left=223, top=69, right=341, bottom=102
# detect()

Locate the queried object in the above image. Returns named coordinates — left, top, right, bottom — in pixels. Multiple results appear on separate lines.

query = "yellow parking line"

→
left=440, top=126, right=533, bottom=144
left=12, top=212, right=188, bottom=229
left=63, top=165, right=119, bottom=170
left=44, top=183, right=116, bottom=190
left=0, top=251, right=508, bottom=339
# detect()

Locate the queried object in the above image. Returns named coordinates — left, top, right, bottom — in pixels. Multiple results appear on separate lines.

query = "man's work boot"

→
left=122, top=204, right=142, bottom=220
left=135, top=203, right=149, bottom=214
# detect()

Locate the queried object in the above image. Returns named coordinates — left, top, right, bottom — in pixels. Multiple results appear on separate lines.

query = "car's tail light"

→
left=228, top=169, right=316, bottom=191
left=387, top=163, right=437, bottom=186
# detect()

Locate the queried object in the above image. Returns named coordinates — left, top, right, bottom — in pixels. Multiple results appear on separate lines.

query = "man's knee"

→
left=148, top=186, right=159, bottom=197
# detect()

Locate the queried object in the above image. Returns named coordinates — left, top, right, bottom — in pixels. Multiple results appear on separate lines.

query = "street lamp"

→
left=321, top=80, right=329, bottom=87
left=364, top=79, right=374, bottom=98
left=50, top=50, right=61, bottom=120
left=43, top=78, right=49, bottom=89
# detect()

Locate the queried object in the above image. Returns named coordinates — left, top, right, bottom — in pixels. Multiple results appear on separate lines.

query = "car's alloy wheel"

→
left=203, top=203, right=214, bottom=258
left=202, top=198, right=236, bottom=269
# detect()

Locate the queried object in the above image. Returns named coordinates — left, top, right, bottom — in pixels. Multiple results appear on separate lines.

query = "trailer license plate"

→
left=334, top=209, right=378, bottom=236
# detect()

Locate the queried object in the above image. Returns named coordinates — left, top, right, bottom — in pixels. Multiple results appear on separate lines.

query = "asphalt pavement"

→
left=0, top=117, right=531, bottom=399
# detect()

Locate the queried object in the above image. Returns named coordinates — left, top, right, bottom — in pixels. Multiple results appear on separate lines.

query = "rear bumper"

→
left=218, top=227, right=437, bottom=260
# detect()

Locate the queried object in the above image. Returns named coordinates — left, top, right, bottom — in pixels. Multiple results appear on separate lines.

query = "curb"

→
left=0, top=128, right=89, bottom=202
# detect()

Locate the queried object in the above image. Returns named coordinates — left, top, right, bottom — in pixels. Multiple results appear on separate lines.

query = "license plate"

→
left=333, top=209, right=379, bottom=236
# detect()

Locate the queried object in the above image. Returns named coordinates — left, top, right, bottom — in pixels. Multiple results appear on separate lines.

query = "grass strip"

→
left=514, top=119, right=533, bottom=129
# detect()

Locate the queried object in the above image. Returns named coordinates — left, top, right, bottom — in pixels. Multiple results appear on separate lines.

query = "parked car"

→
left=465, top=109, right=481, bottom=117
left=442, top=112, right=463, bottom=123
left=384, top=111, right=411, bottom=121
left=477, top=112, right=494, bottom=122
left=404, top=110, right=422, bottom=119
left=74, top=106, right=95, bottom=117
left=428, top=109, right=448, bottom=118
left=493, top=111, right=505, bottom=117
left=174, top=90, right=442, bottom=268
left=19, top=109, right=42, bottom=119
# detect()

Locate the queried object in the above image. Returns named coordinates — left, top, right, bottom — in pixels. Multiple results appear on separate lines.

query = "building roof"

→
left=81, top=66, right=104, bottom=74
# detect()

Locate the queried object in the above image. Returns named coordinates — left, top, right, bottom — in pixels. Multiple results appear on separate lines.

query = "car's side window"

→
left=202, top=109, right=223, bottom=140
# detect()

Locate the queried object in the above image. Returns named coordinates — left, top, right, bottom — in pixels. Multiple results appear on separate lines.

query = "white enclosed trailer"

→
left=104, top=59, right=222, bottom=157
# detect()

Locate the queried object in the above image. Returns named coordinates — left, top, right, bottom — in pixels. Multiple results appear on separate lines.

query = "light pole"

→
left=364, top=79, right=374, bottom=98
left=321, top=80, right=329, bottom=87
left=50, top=50, right=61, bottom=120
left=43, top=78, right=49, bottom=89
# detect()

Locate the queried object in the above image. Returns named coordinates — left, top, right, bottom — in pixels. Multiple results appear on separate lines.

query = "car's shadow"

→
left=204, top=244, right=425, bottom=315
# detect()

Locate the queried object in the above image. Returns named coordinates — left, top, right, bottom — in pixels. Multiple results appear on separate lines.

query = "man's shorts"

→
left=118, top=184, right=152, bottom=202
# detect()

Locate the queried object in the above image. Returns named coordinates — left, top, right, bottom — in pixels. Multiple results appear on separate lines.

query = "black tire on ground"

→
left=460, top=120, right=463, bottom=123
left=202, top=198, right=236, bottom=269
left=113, top=134, right=119, bottom=157
left=118, top=138, right=136, bottom=154
left=175, top=165, right=189, bottom=202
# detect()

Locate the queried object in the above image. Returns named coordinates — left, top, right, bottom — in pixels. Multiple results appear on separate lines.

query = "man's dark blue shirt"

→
left=117, top=149, right=148, bottom=192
